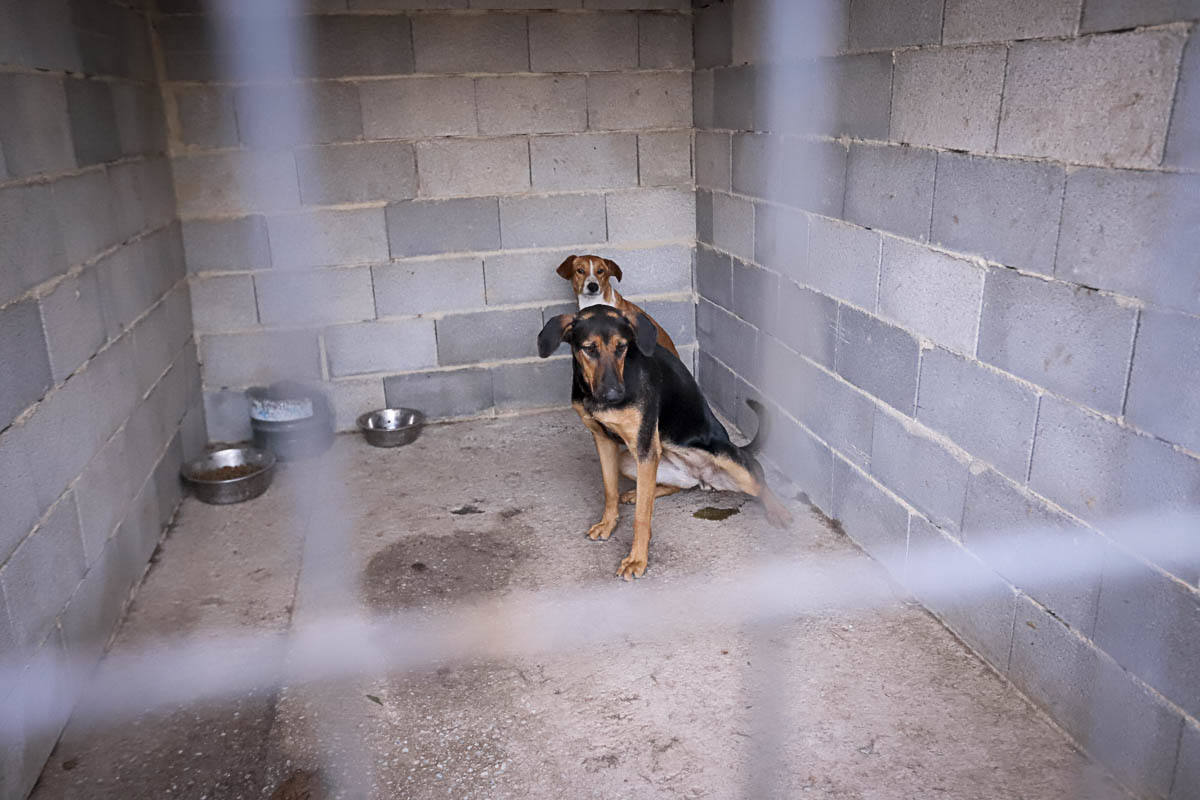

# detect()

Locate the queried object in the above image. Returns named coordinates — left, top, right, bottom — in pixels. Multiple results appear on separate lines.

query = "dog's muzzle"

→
left=586, top=282, right=600, bottom=293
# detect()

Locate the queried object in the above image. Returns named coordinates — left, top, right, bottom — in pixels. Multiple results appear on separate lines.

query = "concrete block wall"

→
left=159, top=1, right=697, bottom=438
left=693, top=1, right=1200, bottom=797
left=0, top=1, right=204, bottom=797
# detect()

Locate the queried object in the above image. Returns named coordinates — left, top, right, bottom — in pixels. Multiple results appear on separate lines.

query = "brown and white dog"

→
left=556, top=254, right=679, bottom=358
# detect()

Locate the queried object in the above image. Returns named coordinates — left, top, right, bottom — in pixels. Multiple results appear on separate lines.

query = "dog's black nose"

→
left=601, top=387, right=623, bottom=403
left=586, top=282, right=599, bottom=293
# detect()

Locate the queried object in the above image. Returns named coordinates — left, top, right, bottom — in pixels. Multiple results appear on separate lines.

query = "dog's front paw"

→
left=587, top=518, right=617, bottom=541
left=616, top=553, right=647, bottom=581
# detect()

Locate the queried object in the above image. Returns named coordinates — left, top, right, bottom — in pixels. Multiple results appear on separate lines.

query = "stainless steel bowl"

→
left=356, top=408, right=425, bottom=448
left=181, top=447, right=277, bottom=505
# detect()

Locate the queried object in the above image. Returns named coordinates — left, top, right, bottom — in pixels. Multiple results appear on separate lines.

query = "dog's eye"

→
left=615, top=343, right=627, bottom=355
left=582, top=345, right=598, bottom=357
left=597, top=268, right=605, bottom=276
left=576, top=268, right=584, bottom=275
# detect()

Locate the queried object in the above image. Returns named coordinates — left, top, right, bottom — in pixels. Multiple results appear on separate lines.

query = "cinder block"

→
left=383, top=367, right=494, bottom=419
left=0, top=494, right=86, bottom=653
left=605, top=187, right=695, bottom=242
left=0, top=74, right=74, bottom=177
left=1056, top=168, right=1200, bottom=315
left=977, top=268, right=1136, bottom=415
left=961, top=464, right=1102, bottom=635
left=694, top=131, right=730, bottom=191
left=0, top=183, right=65, bottom=306
left=907, top=515, right=1017, bottom=669
left=759, top=407, right=834, bottom=512
left=39, top=270, right=108, bottom=383
left=712, top=193, right=754, bottom=262
left=692, top=68, right=714, bottom=129
left=638, top=131, right=691, bottom=186
left=844, top=143, right=936, bottom=242
left=51, top=169, right=117, bottom=268
left=374, top=256, right=486, bottom=315
left=847, top=0, right=943, bottom=51
left=1126, top=309, right=1200, bottom=454
left=639, top=13, right=691, bottom=69
left=59, top=530, right=136, bottom=676
left=1166, top=29, right=1200, bottom=169
left=416, top=137, right=530, bottom=198
left=917, top=347, right=1036, bottom=480
left=931, top=153, right=1065, bottom=276
left=172, top=151, right=301, bottom=216
left=711, top=65, right=756, bottom=131
left=201, top=330, right=322, bottom=387
left=182, top=216, right=271, bottom=271
left=64, top=78, right=121, bottom=167
left=267, top=208, right=388, bottom=268
left=476, top=75, right=586, bottom=136
left=696, top=189, right=713, bottom=244
left=871, top=409, right=970, bottom=532
left=325, top=319, right=437, bottom=377
left=483, top=248, right=574, bottom=306
left=585, top=0, right=688, bottom=8
left=1095, top=545, right=1200, bottom=717
left=235, top=83, right=362, bottom=148
left=131, top=286, right=193, bottom=396
left=1081, top=0, right=1200, bottom=33
left=693, top=2, right=732, bottom=69
left=0, top=300, right=53, bottom=430
left=412, top=14, right=529, bottom=73
left=732, top=133, right=844, bottom=215
left=0, top=428, right=39, bottom=565
left=730, top=258, right=776, bottom=332
left=189, top=274, right=258, bottom=333
left=492, top=358, right=572, bottom=411
left=891, top=45, right=1005, bottom=152
left=608, top=243, right=693, bottom=294
left=587, top=71, right=692, bottom=131
left=775, top=282, right=838, bottom=369
left=529, top=13, right=637, bottom=72
left=255, top=267, right=375, bottom=326
left=109, top=157, right=176, bottom=240
left=73, top=428, right=133, bottom=566
left=1008, top=597, right=1185, bottom=800
left=1175, top=721, right=1200, bottom=800
left=302, top=14, right=413, bottom=77
left=354, top=0, right=468, bottom=7
left=1029, top=395, right=1200, bottom=525
left=360, top=77, right=477, bottom=139
left=1, top=0, right=82, bottom=72
left=696, top=246, right=732, bottom=309
left=327, top=377, right=385, bottom=432
left=830, top=457, right=908, bottom=575
left=386, top=197, right=501, bottom=257
left=530, top=133, right=638, bottom=191
left=202, top=389, right=252, bottom=442
left=468, top=0, right=574, bottom=6
left=296, top=142, right=416, bottom=206
left=639, top=298, right=695, bottom=345
left=111, top=83, right=166, bottom=157
left=698, top=350, right=737, bottom=419
left=834, top=305, right=919, bottom=415
left=943, top=0, right=1080, bottom=43
left=753, top=203, right=807, bottom=279
left=879, top=239, right=984, bottom=354
left=826, top=52, right=892, bottom=139
left=499, top=194, right=606, bottom=250
left=173, top=85, right=238, bottom=148
left=696, top=299, right=757, bottom=384
left=998, top=31, right=1186, bottom=168
left=435, top=307, right=542, bottom=365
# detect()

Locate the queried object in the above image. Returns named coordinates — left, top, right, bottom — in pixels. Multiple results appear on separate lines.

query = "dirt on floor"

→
left=31, top=410, right=1127, bottom=800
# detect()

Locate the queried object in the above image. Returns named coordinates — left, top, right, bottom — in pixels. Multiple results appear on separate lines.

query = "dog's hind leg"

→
left=618, top=451, right=693, bottom=504
left=710, top=452, right=793, bottom=528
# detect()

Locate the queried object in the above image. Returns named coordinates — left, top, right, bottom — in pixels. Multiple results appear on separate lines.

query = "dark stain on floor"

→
left=361, top=528, right=530, bottom=610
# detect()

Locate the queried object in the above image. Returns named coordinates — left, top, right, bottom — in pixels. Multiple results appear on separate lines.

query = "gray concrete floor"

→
left=32, top=410, right=1126, bottom=799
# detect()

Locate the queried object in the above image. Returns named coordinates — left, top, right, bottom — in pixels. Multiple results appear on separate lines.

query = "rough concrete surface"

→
left=32, top=411, right=1125, bottom=800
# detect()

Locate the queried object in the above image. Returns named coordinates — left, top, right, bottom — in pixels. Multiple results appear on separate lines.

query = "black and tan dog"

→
left=538, top=305, right=792, bottom=580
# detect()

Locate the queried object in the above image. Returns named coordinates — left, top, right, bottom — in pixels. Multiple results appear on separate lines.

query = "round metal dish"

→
left=181, top=447, right=277, bottom=505
left=356, top=408, right=426, bottom=448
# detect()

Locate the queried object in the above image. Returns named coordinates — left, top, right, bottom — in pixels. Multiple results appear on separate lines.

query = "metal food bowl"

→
left=181, top=447, right=277, bottom=505
left=357, top=408, right=425, bottom=448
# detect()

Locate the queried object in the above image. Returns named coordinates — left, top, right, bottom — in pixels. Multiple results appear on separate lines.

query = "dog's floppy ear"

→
left=555, top=255, right=578, bottom=280
left=537, top=314, right=574, bottom=358
left=634, top=313, right=658, bottom=357
left=603, top=258, right=623, bottom=282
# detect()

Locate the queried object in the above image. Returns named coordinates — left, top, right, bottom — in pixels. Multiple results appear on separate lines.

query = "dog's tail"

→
left=742, top=398, right=769, bottom=454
